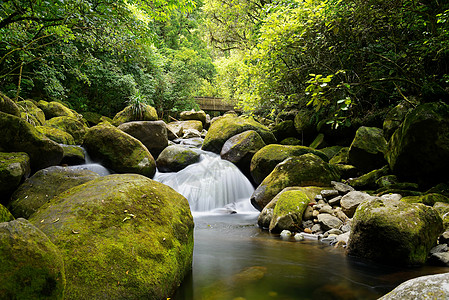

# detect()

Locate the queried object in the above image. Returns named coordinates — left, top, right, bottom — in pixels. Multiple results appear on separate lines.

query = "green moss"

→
left=0, top=204, right=14, bottom=222
left=348, top=126, right=387, bottom=172
left=402, top=193, right=449, bottom=206
left=36, top=125, right=76, bottom=145
left=29, top=174, right=193, bottom=299
left=17, top=100, right=46, bottom=126
left=38, top=100, right=76, bottom=119
left=280, top=137, right=302, bottom=145
left=112, top=104, right=158, bottom=126
left=46, top=116, right=86, bottom=145
left=347, top=165, right=389, bottom=189
left=250, top=144, right=329, bottom=185
left=329, top=147, right=349, bottom=164
left=0, top=152, right=30, bottom=198
left=269, top=189, right=310, bottom=233
left=0, top=92, right=20, bottom=117
left=202, top=114, right=276, bottom=153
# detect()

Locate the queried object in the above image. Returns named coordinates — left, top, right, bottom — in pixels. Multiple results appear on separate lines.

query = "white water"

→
left=66, top=145, right=111, bottom=176
left=154, top=151, right=257, bottom=213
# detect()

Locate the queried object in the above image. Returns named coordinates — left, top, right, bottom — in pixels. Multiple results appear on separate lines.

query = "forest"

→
left=1, top=0, right=449, bottom=125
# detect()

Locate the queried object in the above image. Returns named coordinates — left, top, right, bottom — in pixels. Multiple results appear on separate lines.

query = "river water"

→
left=153, top=150, right=449, bottom=300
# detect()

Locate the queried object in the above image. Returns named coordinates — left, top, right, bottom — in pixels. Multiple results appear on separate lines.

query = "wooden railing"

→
left=194, top=97, right=240, bottom=112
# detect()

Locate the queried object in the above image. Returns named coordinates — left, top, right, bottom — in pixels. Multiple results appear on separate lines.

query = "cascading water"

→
left=154, top=150, right=256, bottom=213
left=65, top=145, right=111, bottom=176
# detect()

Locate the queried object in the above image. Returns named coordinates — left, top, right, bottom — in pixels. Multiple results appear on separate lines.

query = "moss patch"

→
left=46, top=116, right=86, bottom=145
left=112, top=104, right=158, bottom=126
left=269, top=189, right=310, bottom=233
left=0, top=152, right=30, bottom=200
left=36, top=125, right=76, bottom=145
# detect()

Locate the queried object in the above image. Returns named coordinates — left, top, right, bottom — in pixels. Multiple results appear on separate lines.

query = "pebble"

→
left=329, top=195, right=342, bottom=206
left=430, top=244, right=448, bottom=254
left=321, top=189, right=340, bottom=199
left=331, top=181, right=355, bottom=194
left=294, top=233, right=305, bottom=241
left=311, top=224, right=322, bottom=233
left=280, top=230, right=292, bottom=238
left=303, top=228, right=313, bottom=234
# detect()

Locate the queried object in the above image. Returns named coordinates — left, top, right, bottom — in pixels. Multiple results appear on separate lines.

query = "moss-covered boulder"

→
left=346, top=165, right=389, bottom=190
left=0, top=204, right=14, bottom=222
left=36, top=125, right=76, bottom=145
left=61, top=145, right=85, bottom=165
left=166, top=121, right=184, bottom=139
left=348, top=126, right=387, bottom=172
left=294, top=109, right=316, bottom=145
left=382, top=103, right=412, bottom=140
left=118, top=121, right=168, bottom=158
left=250, top=144, right=329, bottom=185
left=83, top=123, right=156, bottom=177
left=179, top=120, right=203, bottom=132
left=269, top=189, right=311, bottom=233
left=29, top=174, right=193, bottom=299
left=433, top=202, right=449, bottom=229
left=220, top=130, right=266, bottom=180
left=271, top=120, right=297, bottom=142
left=38, top=100, right=76, bottom=119
left=319, top=146, right=343, bottom=161
left=0, top=218, right=65, bottom=299
left=347, top=198, right=443, bottom=265
left=81, top=111, right=102, bottom=126
left=46, top=116, right=87, bottom=145
left=180, top=110, right=207, bottom=125
left=258, top=186, right=324, bottom=229
left=17, top=100, right=46, bottom=126
left=329, top=147, right=349, bottom=164
left=0, top=92, right=20, bottom=117
left=401, top=193, right=449, bottom=206
left=9, top=166, right=99, bottom=219
left=156, top=145, right=200, bottom=172
left=0, top=112, right=63, bottom=172
left=202, top=115, right=276, bottom=153
left=280, top=137, right=302, bottom=145
left=251, top=153, right=340, bottom=210
left=385, top=102, right=449, bottom=186
left=0, top=152, right=30, bottom=204
left=379, top=273, right=449, bottom=300
left=112, top=103, right=158, bottom=126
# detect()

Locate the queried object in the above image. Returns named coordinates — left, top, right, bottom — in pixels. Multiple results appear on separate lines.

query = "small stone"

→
left=303, top=206, right=314, bottom=220
left=331, top=181, right=355, bottom=194
left=280, top=230, right=292, bottom=238
left=336, top=231, right=350, bottom=245
left=318, top=204, right=333, bottom=214
left=329, top=195, right=342, bottom=206
left=311, top=224, right=322, bottom=233
left=439, top=231, right=449, bottom=244
left=429, top=252, right=449, bottom=266
left=302, top=220, right=313, bottom=228
left=380, top=193, right=403, bottom=201
left=294, top=233, right=305, bottom=241
left=430, top=244, right=448, bottom=254
left=321, top=189, right=339, bottom=199
left=341, top=223, right=352, bottom=233
left=303, top=228, right=313, bottom=234
left=317, top=199, right=326, bottom=205
left=334, top=207, right=350, bottom=223
left=317, top=213, right=343, bottom=231
left=323, top=229, right=343, bottom=238
left=312, top=210, right=319, bottom=217
left=315, top=194, right=324, bottom=201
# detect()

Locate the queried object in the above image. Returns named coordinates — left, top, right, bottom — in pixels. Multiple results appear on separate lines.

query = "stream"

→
left=152, top=149, right=449, bottom=300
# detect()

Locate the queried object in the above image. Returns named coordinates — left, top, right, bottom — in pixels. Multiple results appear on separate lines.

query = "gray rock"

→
left=321, top=189, right=339, bottom=199
left=331, top=181, right=355, bottom=194
left=440, top=231, right=449, bottom=244
left=303, top=206, right=314, bottom=220
left=317, top=203, right=333, bottom=214
left=320, top=236, right=337, bottom=244
left=336, top=231, right=350, bottom=244
left=183, top=128, right=202, bottom=139
left=280, top=230, right=292, bottom=238
left=379, top=273, right=449, bottom=299
left=317, top=213, right=343, bottom=231
left=156, top=145, right=201, bottom=173
left=328, top=195, right=342, bottom=206
left=340, top=191, right=375, bottom=217
left=323, top=228, right=343, bottom=238
left=294, top=233, right=305, bottom=241
left=341, top=223, right=351, bottom=233
left=430, top=244, right=448, bottom=254
left=334, top=207, right=350, bottom=223
left=311, top=224, right=322, bottom=233
left=429, top=252, right=449, bottom=266
left=380, top=193, right=403, bottom=201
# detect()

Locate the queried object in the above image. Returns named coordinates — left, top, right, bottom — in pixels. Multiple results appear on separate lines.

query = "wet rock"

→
left=401, top=193, right=449, bottom=206
left=118, top=120, right=168, bottom=158
left=250, top=144, right=329, bottom=185
left=83, top=123, right=156, bottom=177
left=329, top=147, right=349, bottom=165
left=46, top=116, right=87, bottom=145
left=112, top=103, right=158, bottom=126
left=346, top=165, right=389, bottom=190
left=348, top=126, right=387, bottom=172
left=0, top=112, right=63, bottom=172
left=29, top=174, right=194, bottom=299
left=60, top=145, right=85, bottom=165
left=317, top=213, right=343, bottom=231
left=428, top=252, right=449, bottom=266
left=156, top=145, right=200, bottom=172
left=251, top=154, right=339, bottom=210
left=202, top=114, right=275, bottom=154
left=385, top=102, right=449, bottom=186
left=340, top=191, right=375, bottom=218
left=36, top=125, right=76, bottom=145
left=9, top=166, right=100, bottom=218
left=280, top=230, right=292, bottom=238
left=183, top=128, right=202, bottom=139
left=294, top=233, right=305, bottom=241
left=347, top=198, right=443, bottom=265
left=0, top=218, right=65, bottom=299
left=269, top=189, right=310, bottom=233
left=378, top=273, right=449, bottom=299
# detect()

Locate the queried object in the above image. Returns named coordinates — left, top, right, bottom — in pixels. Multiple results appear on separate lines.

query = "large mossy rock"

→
left=0, top=204, right=14, bottom=222
left=29, top=174, right=194, bottom=299
left=251, top=153, right=340, bottom=210
left=61, top=145, right=86, bottom=165
left=271, top=120, right=298, bottom=142
left=9, top=166, right=99, bottom=219
left=83, top=123, right=156, bottom=177
left=382, top=103, right=412, bottom=140
left=36, top=125, right=76, bottom=145
left=0, top=112, right=63, bottom=172
left=385, top=102, right=449, bottom=186
left=348, top=126, right=387, bottom=172
left=250, top=144, right=329, bottom=185
left=180, top=110, right=207, bottom=125
left=112, top=103, right=158, bottom=126
left=379, top=273, right=449, bottom=300
left=118, top=120, right=168, bottom=158
left=294, top=109, right=316, bottom=145
left=46, top=116, right=87, bottom=145
left=347, top=198, right=443, bottom=265
left=269, top=188, right=311, bottom=233
left=0, top=218, right=65, bottom=299
left=202, top=115, right=276, bottom=153
left=17, top=100, right=46, bottom=126
left=38, top=100, right=76, bottom=119
left=220, top=130, right=266, bottom=180
left=0, top=152, right=30, bottom=204
left=179, top=120, right=203, bottom=132
left=0, top=92, right=20, bottom=117
left=156, top=145, right=200, bottom=172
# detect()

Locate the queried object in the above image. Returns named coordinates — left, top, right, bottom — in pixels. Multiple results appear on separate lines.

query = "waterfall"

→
left=154, top=151, right=256, bottom=213
left=66, top=146, right=111, bottom=176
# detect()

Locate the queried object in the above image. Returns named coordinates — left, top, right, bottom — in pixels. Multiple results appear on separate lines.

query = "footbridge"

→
left=194, top=97, right=240, bottom=112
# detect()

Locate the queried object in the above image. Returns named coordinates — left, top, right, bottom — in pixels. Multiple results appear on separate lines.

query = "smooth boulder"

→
left=269, top=189, right=310, bottom=233
left=340, top=191, right=376, bottom=218
left=348, top=126, right=387, bottom=172
left=118, top=120, right=169, bottom=158
left=36, top=125, right=76, bottom=145
left=46, top=116, right=86, bottom=145
left=29, top=174, right=194, bottom=299
left=0, top=218, right=65, bottom=299
left=83, top=123, right=156, bottom=177
left=251, top=153, right=340, bottom=210
left=17, top=100, right=46, bottom=126
left=347, top=198, right=443, bottom=265
left=250, top=144, right=329, bottom=185
left=202, top=114, right=276, bottom=153
left=112, top=103, right=158, bottom=125
left=180, top=110, right=207, bottom=125
left=379, top=273, right=449, bottom=299
left=37, top=100, right=76, bottom=119
left=0, top=92, right=20, bottom=117
left=0, top=112, right=63, bottom=172
left=0, top=152, right=30, bottom=203
left=9, top=166, right=99, bottom=218
left=156, top=145, right=200, bottom=172
left=385, top=102, right=449, bottom=186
